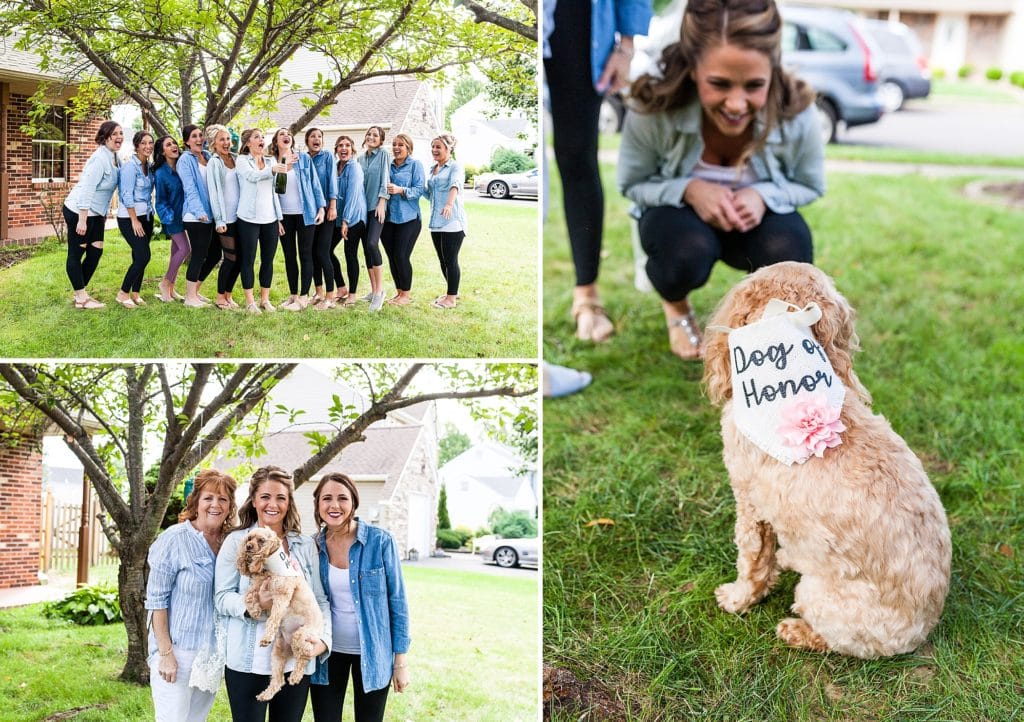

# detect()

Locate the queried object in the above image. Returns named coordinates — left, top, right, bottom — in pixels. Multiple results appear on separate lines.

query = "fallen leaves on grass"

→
left=543, top=664, right=626, bottom=721
left=997, top=543, right=1014, bottom=558
left=45, top=704, right=111, bottom=721
left=584, top=518, right=615, bottom=528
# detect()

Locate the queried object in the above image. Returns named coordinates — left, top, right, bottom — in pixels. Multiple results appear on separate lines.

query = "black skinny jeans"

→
left=545, top=0, right=604, bottom=288
left=309, top=652, right=389, bottom=722
left=430, top=230, right=465, bottom=295
left=116, top=214, right=153, bottom=293
left=224, top=667, right=309, bottom=722
left=236, top=217, right=279, bottom=290
left=637, top=206, right=814, bottom=301
left=363, top=213, right=384, bottom=267
left=280, top=213, right=316, bottom=295
left=380, top=217, right=421, bottom=292
left=323, top=221, right=366, bottom=295
left=63, top=205, right=105, bottom=291
left=216, top=222, right=242, bottom=294
left=310, top=218, right=336, bottom=293
left=184, top=220, right=221, bottom=283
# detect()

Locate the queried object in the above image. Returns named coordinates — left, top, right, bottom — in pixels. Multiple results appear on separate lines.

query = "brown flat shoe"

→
left=667, top=311, right=703, bottom=361
left=572, top=300, right=614, bottom=342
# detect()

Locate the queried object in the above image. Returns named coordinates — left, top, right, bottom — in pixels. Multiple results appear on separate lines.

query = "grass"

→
left=0, top=200, right=537, bottom=358
left=542, top=159, right=1024, bottom=719
left=0, top=564, right=538, bottom=722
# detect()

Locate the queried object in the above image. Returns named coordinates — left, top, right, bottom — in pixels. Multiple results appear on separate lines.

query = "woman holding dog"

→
left=618, top=0, right=825, bottom=360
left=145, top=469, right=238, bottom=722
left=215, top=465, right=331, bottom=722
left=309, top=473, right=410, bottom=722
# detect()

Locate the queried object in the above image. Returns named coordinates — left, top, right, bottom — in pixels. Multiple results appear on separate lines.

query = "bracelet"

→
left=394, top=663, right=408, bottom=669
left=613, top=43, right=635, bottom=60
left=159, top=648, right=173, bottom=656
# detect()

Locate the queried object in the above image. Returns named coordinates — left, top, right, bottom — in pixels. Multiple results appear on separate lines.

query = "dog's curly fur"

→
left=236, top=527, right=324, bottom=700
left=702, top=262, right=951, bottom=658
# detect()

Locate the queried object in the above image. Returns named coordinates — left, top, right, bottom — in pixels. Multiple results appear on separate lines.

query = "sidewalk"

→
left=0, top=575, right=74, bottom=609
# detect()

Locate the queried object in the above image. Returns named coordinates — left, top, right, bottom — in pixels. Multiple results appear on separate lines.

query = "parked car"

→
left=474, top=167, right=538, bottom=199
left=478, top=537, right=539, bottom=568
left=861, top=18, right=932, bottom=112
left=600, top=2, right=885, bottom=143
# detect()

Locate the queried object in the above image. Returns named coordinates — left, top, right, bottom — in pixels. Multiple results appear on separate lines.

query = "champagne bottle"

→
left=274, top=166, right=288, bottom=194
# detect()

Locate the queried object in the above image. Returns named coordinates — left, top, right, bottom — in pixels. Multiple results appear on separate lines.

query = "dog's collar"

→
left=264, top=547, right=300, bottom=577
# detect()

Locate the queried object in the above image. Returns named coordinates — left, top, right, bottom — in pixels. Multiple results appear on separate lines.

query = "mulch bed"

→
left=980, top=181, right=1024, bottom=207
left=0, top=247, right=37, bottom=270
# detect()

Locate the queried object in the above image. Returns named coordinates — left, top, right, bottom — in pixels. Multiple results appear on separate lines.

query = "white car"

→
left=473, top=168, right=539, bottom=200
left=478, top=537, right=539, bottom=569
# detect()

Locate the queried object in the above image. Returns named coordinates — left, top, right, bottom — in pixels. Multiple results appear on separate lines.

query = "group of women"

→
left=64, top=123, right=468, bottom=312
left=145, top=467, right=409, bottom=722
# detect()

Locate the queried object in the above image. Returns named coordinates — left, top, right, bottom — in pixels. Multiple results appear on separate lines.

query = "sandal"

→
left=314, top=299, right=336, bottom=310
left=667, top=310, right=703, bottom=361
left=215, top=300, right=233, bottom=311
left=116, top=296, right=137, bottom=309
left=572, top=300, right=614, bottom=343
left=246, top=302, right=262, bottom=315
left=431, top=299, right=456, bottom=309
left=131, top=296, right=147, bottom=306
left=259, top=300, right=276, bottom=313
left=74, top=297, right=105, bottom=310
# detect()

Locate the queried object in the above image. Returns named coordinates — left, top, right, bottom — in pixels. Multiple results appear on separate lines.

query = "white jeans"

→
left=149, top=645, right=217, bottom=722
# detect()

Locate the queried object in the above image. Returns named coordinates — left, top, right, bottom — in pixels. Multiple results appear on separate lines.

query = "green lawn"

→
left=0, top=565, right=538, bottom=722
left=543, top=161, right=1024, bottom=719
left=0, top=200, right=537, bottom=358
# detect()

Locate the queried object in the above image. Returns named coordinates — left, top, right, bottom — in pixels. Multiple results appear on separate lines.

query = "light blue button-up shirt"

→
left=336, top=160, right=367, bottom=228
left=64, top=145, right=119, bottom=216
left=145, top=520, right=218, bottom=657
left=426, top=160, right=467, bottom=232
left=308, top=150, right=338, bottom=204
left=116, top=154, right=153, bottom=218
left=177, top=149, right=213, bottom=222
left=358, top=148, right=390, bottom=215
left=310, top=520, right=411, bottom=693
left=386, top=158, right=426, bottom=224
left=282, top=151, right=327, bottom=226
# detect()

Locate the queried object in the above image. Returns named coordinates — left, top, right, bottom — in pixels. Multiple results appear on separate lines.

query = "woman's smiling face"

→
left=317, top=480, right=355, bottom=530
left=692, top=42, right=772, bottom=138
left=254, top=480, right=290, bottom=530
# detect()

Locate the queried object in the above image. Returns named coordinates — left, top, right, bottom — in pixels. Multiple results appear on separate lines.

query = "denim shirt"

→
left=214, top=526, right=332, bottom=675
left=64, top=145, right=119, bottom=216
left=116, top=154, right=153, bottom=218
left=145, top=521, right=217, bottom=659
left=177, top=149, right=213, bottom=222
left=426, top=160, right=467, bottom=232
left=310, top=520, right=411, bottom=692
left=154, top=163, right=185, bottom=234
left=358, top=148, right=390, bottom=214
left=336, top=160, right=367, bottom=228
left=279, top=151, right=326, bottom=226
left=618, top=100, right=826, bottom=217
left=385, top=158, right=426, bottom=224
left=235, top=154, right=283, bottom=223
left=308, top=150, right=338, bottom=203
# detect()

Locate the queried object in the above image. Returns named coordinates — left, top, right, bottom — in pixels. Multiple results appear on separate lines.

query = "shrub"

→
left=43, top=583, right=122, bottom=625
left=931, top=67, right=946, bottom=80
left=985, top=67, right=1003, bottom=81
left=488, top=508, right=537, bottom=538
left=957, top=64, right=973, bottom=79
left=436, top=528, right=463, bottom=549
left=463, top=165, right=486, bottom=185
left=1009, top=70, right=1024, bottom=88
left=452, top=526, right=474, bottom=547
left=490, top=147, right=534, bottom=174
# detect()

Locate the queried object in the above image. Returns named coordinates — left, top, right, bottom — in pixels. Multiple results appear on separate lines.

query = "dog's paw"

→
left=288, top=668, right=305, bottom=685
left=776, top=617, right=829, bottom=652
left=258, top=636, right=273, bottom=647
left=715, top=582, right=755, bottom=614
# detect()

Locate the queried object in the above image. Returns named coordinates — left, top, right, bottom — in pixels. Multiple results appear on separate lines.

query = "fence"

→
left=39, top=489, right=117, bottom=574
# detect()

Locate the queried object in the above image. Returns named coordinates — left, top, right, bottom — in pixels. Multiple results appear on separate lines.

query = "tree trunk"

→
left=118, top=538, right=151, bottom=685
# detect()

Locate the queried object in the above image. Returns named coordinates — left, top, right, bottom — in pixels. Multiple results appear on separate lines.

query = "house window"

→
left=32, top=106, right=68, bottom=182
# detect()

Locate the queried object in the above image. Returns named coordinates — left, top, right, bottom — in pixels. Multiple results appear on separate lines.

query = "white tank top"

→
left=222, top=168, right=239, bottom=224
left=279, top=168, right=302, bottom=215
left=327, top=564, right=361, bottom=654
left=691, top=158, right=758, bottom=189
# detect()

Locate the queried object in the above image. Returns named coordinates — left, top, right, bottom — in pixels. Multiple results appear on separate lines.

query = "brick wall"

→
left=0, top=435, right=43, bottom=589
left=2, top=93, right=103, bottom=245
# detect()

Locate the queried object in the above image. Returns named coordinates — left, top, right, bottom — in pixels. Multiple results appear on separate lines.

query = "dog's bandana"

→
left=264, top=546, right=301, bottom=577
left=714, top=299, right=846, bottom=465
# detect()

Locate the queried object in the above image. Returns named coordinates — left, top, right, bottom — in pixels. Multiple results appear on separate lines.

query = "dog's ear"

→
left=812, top=281, right=872, bottom=405
left=702, top=281, right=762, bottom=406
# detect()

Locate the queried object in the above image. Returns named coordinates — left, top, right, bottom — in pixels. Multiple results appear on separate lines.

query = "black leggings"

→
left=280, top=213, right=316, bottom=295
left=545, top=0, right=604, bottom=288
left=431, top=230, right=465, bottom=295
left=237, top=217, right=279, bottom=290
left=324, top=221, right=365, bottom=295
left=363, top=213, right=384, bottom=267
left=638, top=206, right=814, bottom=301
left=309, top=652, right=389, bottom=722
left=310, top=219, right=336, bottom=293
left=184, top=220, right=220, bottom=283
left=224, top=666, right=309, bottom=722
left=381, top=218, right=420, bottom=291
left=116, top=214, right=153, bottom=293
left=216, top=222, right=242, bottom=294
left=63, top=206, right=105, bottom=291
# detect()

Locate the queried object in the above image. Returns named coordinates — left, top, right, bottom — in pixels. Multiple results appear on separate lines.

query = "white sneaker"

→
left=368, top=292, right=385, bottom=312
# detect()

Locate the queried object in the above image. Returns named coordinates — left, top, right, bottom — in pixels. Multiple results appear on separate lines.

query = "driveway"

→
left=404, top=551, right=538, bottom=577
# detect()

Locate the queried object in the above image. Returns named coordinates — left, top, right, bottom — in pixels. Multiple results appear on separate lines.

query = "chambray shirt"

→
left=308, top=150, right=338, bottom=204
left=116, top=154, right=153, bottom=218
left=177, top=149, right=213, bottom=222
left=278, top=151, right=326, bottom=226
left=214, top=526, right=331, bottom=675
left=358, top=148, right=390, bottom=214
left=144, top=520, right=218, bottom=657
left=64, top=145, right=119, bottom=216
left=426, top=160, right=467, bottom=232
left=336, top=160, right=367, bottom=228
left=543, top=0, right=653, bottom=89
left=310, top=520, right=411, bottom=692
left=154, top=163, right=185, bottom=234
left=618, top=100, right=826, bottom=216
left=235, top=154, right=283, bottom=224
left=385, top=158, right=426, bottom=224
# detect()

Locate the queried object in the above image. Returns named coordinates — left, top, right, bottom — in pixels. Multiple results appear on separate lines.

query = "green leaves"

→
left=43, top=584, right=122, bottom=626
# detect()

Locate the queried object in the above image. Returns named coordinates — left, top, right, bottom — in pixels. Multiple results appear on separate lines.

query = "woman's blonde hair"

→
left=236, top=465, right=303, bottom=534
left=204, top=124, right=230, bottom=151
left=393, top=133, right=414, bottom=154
left=433, top=133, right=457, bottom=156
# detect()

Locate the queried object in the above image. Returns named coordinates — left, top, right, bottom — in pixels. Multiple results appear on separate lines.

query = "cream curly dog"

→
left=237, top=527, right=324, bottom=700
left=703, top=262, right=951, bottom=658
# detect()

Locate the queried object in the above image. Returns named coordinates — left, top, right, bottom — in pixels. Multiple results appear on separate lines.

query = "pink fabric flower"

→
left=777, top=394, right=846, bottom=460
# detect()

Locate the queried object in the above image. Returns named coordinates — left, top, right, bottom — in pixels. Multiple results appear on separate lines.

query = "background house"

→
left=210, top=365, right=440, bottom=557
left=439, top=441, right=537, bottom=531
left=0, top=35, right=107, bottom=247
left=450, top=93, right=535, bottom=169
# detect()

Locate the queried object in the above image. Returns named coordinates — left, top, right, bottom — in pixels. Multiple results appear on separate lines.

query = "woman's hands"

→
left=392, top=664, right=410, bottom=693
left=131, top=218, right=144, bottom=237
left=375, top=198, right=386, bottom=224
left=683, top=179, right=765, bottom=233
left=157, top=650, right=178, bottom=684
left=597, top=37, right=634, bottom=94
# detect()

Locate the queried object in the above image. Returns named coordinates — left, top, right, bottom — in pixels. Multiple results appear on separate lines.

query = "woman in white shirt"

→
left=234, top=129, right=286, bottom=314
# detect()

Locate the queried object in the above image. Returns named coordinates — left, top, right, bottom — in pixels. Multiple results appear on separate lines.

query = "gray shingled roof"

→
left=0, top=36, right=66, bottom=82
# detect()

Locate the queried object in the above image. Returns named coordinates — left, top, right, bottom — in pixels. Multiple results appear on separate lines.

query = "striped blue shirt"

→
left=145, top=520, right=218, bottom=656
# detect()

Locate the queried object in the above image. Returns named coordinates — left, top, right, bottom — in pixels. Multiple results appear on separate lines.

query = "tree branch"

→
left=459, top=0, right=536, bottom=40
